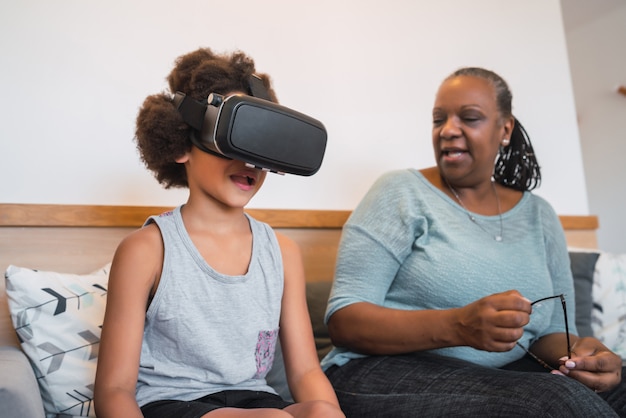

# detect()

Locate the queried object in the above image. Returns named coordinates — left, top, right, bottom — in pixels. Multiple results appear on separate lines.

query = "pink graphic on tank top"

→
left=254, top=329, right=278, bottom=378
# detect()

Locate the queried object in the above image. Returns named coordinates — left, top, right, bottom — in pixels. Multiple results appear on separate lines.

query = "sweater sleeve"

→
left=536, top=197, right=579, bottom=338
left=325, top=170, right=428, bottom=323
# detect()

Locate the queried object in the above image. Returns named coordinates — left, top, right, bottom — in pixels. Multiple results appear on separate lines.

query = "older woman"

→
left=322, top=67, right=625, bottom=417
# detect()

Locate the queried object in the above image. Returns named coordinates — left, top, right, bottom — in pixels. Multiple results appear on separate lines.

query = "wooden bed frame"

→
left=0, top=204, right=599, bottom=284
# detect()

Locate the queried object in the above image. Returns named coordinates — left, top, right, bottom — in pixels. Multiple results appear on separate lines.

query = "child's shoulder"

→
left=116, top=223, right=163, bottom=259
left=273, top=230, right=299, bottom=254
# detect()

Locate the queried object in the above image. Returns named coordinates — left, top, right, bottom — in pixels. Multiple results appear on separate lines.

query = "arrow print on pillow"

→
left=37, top=341, right=65, bottom=374
left=37, top=331, right=100, bottom=374
left=42, top=288, right=67, bottom=315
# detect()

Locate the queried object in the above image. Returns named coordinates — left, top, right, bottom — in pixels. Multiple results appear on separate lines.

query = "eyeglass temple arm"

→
left=559, top=295, right=572, bottom=359
left=530, top=294, right=572, bottom=359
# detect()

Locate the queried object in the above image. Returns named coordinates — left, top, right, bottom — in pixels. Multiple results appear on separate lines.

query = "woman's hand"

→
left=556, top=337, right=622, bottom=392
left=453, top=290, right=531, bottom=352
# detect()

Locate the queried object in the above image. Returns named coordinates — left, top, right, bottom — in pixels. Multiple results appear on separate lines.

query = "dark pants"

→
left=141, top=390, right=292, bottom=418
left=326, top=352, right=626, bottom=417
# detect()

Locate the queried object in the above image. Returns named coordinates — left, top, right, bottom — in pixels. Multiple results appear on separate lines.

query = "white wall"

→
left=564, top=4, right=626, bottom=252
left=0, top=0, right=588, bottom=214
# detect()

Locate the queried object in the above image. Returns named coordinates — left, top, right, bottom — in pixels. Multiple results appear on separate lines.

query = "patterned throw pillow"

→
left=4, top=264, right=110, bottom=418
left=591, top=252, right=626, bottom=360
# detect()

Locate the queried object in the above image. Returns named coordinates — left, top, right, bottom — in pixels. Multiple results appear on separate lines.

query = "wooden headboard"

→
left=0, top=204, right=599, bottom=283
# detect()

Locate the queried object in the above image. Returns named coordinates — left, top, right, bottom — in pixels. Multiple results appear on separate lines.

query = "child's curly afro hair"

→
left=135, top=47, right=276, bottom=188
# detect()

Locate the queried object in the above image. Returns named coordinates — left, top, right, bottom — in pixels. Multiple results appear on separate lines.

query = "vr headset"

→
left=172, top=75, right=327, bottom=176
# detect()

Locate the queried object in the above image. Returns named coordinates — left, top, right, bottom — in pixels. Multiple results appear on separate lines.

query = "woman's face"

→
left=431, top=75, right=513, bottom=185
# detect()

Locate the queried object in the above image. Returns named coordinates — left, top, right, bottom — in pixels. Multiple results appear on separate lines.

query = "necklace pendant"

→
left=445, top=178, right=504, bottom=243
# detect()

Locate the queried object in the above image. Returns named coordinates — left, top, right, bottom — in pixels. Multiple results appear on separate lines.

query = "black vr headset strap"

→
left=248, top=75, right=272, bottom=101
left=174, top=75, right=270, bottom=127
left=172, top=91, right=230, bottom=160
left=172, top=92, right=206, bottom=131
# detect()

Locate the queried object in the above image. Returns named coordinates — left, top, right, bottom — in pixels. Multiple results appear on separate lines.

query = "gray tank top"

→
left=135, top=206, right=284, bottom=407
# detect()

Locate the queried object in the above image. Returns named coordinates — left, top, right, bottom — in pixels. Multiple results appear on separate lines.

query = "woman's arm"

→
left=94, top=225, right=163, bottom=418
left=328, top=290, right=531, bottom=355
left=275, top=233, right=343, bottom=415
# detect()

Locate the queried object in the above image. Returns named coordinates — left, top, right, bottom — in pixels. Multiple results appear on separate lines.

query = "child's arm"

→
left=276, top=233, right=343, bottom=413
left=94, top=225, right=163, bottom=418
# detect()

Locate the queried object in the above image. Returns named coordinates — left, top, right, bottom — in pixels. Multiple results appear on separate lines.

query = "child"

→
left=94, top=47, right=344, bottom=418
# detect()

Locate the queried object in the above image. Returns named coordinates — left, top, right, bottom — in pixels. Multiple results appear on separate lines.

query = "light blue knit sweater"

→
left=322, top=169, right=576, bottom=370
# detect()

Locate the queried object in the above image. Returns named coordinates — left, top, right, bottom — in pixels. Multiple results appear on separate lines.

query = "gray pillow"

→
left=0, top=347, right=45, bottom=418
left=569, top=251, right=600, bottom=337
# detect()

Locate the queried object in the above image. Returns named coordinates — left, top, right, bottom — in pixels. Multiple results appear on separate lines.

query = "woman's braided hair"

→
left=448, top=67, right=541, bottom=191
left=134, top=48, right=276, bottom=188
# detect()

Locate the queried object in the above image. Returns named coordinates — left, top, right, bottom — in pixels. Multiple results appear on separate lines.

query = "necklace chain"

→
left=445, top=179, right=503, bottom=242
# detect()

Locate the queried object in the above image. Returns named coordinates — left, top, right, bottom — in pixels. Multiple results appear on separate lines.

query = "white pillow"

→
left=5, top=264, right=110, bottom=418
left=591, top=252, right=626, bottom=359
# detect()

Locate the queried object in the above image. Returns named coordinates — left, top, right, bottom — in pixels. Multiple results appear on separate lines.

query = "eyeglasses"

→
left=515, top=294, right=571, bottom=371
